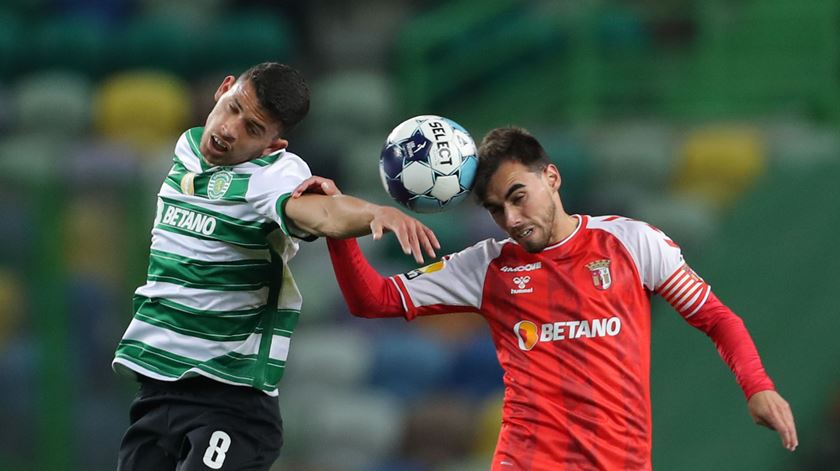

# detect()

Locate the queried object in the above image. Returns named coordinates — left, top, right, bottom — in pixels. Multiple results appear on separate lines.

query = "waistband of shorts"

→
left=137, top=374, right=257, bottom=394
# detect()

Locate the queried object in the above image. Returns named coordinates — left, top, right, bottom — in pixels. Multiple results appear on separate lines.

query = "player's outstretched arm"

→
left=747, top=390, right=798, bottom=451
left=285, top=176, right=439, bottom=264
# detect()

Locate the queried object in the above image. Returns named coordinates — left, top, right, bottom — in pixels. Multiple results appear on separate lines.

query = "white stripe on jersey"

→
left=151, top=230, right=272, bottom=263
left=122, top=318, right=249, bottom=361
left=656, top=264, right=711, bottom=318
left=268, top=335, right=291, bottom=362
left=135, top=281, right=269, bottom=312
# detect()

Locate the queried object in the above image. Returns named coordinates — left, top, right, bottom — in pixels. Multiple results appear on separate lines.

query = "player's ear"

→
left=262, top=137, right=288, bottom=156
left=544, top=164, right=561, bottom=191
left=214, top=75, right=236, bottom=101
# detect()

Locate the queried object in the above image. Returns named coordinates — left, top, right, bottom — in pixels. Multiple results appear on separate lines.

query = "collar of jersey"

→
left=540, top=214, right=585, bottom=252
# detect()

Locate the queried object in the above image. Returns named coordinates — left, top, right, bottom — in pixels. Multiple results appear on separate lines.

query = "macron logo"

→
left=501, top=262, right=542, bottom=273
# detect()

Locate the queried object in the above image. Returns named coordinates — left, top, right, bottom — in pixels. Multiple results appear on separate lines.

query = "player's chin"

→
left=519, top=238, right=547, bottom=253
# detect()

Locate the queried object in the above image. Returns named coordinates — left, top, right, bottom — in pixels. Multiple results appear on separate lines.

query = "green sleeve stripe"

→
left=275, top=193, right=318, bottom=241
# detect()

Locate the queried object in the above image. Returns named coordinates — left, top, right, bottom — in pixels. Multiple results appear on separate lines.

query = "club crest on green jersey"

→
left=208, top=170, right=234, bottom=200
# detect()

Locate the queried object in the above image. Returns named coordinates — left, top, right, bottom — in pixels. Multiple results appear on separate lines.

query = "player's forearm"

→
left=326, top=237, right=406, bottom=318
left=286, top=194, right=379, bottom=238
left=686, top=292, right=775, bottom=399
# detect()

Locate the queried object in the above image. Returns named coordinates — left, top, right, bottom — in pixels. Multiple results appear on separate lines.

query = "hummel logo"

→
left=513, top=276, right=530, bottom=289
left=511, top=276, right=533, bottom=294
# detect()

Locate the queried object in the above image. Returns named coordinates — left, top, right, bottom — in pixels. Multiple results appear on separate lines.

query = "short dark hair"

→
left=238, top=62, right=310, bottom=135
left=473, top=127, right=551, bottom=203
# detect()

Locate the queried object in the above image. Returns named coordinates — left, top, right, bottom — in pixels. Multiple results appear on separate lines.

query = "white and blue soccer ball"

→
left=379, top=115, right=478, bottom=213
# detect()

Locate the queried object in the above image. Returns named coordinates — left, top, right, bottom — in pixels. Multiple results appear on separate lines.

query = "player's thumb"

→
left=370, top=222, right=383, bottom=240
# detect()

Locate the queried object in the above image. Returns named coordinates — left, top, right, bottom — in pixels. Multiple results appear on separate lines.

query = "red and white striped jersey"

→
left=389, top=215, right=710, bottom=471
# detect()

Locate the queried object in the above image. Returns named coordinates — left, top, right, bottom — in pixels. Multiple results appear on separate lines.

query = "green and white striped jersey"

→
left=113, top=127, right=314, bottom=396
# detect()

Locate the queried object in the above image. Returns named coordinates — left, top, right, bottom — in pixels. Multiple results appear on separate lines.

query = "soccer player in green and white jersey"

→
left=112, top=63, right=439, bottom=471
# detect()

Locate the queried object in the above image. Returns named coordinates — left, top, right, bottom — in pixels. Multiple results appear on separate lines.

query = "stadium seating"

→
left=93, top=70, right=191, bottom=153
left=672, top=125, right=766, bottom=209
left=11, top=71, right=93, bottom=136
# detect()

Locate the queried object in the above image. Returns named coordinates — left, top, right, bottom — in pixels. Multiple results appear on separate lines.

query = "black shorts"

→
left=117, top=376, right=283, bottom=471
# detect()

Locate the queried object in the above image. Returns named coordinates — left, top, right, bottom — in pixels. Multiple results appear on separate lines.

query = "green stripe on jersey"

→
left=165, top=161, right=251, bottom=201
left=186, top=128, right=213, bottom=172
left=147, top=250, right=272, bottom=291
left=250, top=152, right=282, bottom=167
left=133, top=295, right=264, bottom=341
left=157, top=197, right=276, bottom=249
left=116, top=339, right=286, bottom=387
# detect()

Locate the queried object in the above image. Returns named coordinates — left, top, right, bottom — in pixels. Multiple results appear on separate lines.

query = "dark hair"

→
left=238, top=62, right=310, bottom=135
left=473, top=127, right=551, bottom=203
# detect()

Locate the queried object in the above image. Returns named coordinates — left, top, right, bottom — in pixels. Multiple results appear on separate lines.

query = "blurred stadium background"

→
left=0, top=0, right=838, bottom=470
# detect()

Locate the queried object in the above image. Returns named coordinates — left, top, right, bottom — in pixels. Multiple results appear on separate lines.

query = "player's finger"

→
left=320, top=180, right=342, bottom=196
left=371, top=221, right=384, bottom=241
left=292, top=177, right=319, bottom=197
left=425, top=226, right=441, bottom=251
left=389, top=223, right=412, bottom=255
left=407, top=224, right=424, bottom=264
left=764, top=403, right=797, bottom=451
left=779, top=406, right=798, bottom=451
left=418, top=226, right=437, bottom=259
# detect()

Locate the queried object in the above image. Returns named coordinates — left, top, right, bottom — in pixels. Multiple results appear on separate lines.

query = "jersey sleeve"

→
left=390, top=239, right=500, bottom=320
left=591, top=217, right=710, bottom=317
left=246, top=152, right=316, bottom=240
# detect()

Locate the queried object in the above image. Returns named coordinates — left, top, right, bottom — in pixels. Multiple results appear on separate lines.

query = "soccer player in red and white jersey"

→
left=294, top=127, right=797, bottom=470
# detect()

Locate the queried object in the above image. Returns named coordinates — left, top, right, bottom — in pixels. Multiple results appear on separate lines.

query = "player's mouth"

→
left=210, top=135, right=230, bottom=153
left=515, top=227, right=534, bottom=240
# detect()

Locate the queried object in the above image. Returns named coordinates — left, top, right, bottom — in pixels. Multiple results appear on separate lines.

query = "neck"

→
left=549, top=212, right=579, bottom=245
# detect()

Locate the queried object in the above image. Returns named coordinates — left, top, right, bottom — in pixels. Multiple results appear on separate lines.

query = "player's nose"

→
left=504, top=208, right=521, bottom=231
left=219, top=123, right=237, bottom=142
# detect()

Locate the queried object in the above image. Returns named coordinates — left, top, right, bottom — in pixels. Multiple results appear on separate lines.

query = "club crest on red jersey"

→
left=586, top=259, right=612, bottom=290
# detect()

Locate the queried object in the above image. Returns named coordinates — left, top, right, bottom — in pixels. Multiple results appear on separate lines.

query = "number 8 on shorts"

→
left=202, top=430, right=231, bottom=469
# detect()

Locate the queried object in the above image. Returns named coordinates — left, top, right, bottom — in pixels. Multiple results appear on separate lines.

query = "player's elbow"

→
left=345, top=300, right=401, bottom=319
left=346, top=302, right=382, bottom=318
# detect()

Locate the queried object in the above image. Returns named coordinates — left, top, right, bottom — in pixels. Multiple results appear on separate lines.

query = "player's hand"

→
left=747, top=390, right=798, bottom=451
left=292, top=176, right=342, bottom=198
left=370, top=206, right=440, bottom=264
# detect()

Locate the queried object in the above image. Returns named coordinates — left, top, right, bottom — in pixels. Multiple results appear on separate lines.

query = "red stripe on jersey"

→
left=391, top=275, right=416, bottom=316
left=662, top=273, right=692, bottom=302
left=674, top=282, right=703, bottom=310
left=683, top=285, right=711, bottom=318
left=657, top=265, right=710, bottom=317
left=603, top=215, right=622, bottom=222
left=659, top=264, right=689, bottom=294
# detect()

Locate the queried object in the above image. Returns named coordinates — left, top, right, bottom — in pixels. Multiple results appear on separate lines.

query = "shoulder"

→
left=443, top=237, right=509, bottom=269
left=255, top=150, right=311, bottom=178
left=586, top=215, right=669, bottom=244
left=247, top=150, right=312, bottom=189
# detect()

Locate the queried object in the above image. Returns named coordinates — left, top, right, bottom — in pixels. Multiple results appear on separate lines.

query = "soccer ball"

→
left=379, top=115, right=478, bottom=213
